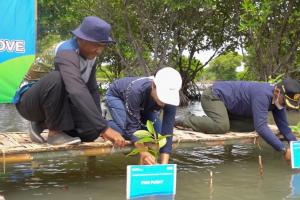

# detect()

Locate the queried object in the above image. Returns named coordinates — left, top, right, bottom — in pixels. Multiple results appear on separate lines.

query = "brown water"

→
left=0, top=104, right=300, bottom=200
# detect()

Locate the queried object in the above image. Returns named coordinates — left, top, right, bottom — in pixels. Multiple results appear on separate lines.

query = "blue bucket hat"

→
left=71, top=16, right=115, bottom=44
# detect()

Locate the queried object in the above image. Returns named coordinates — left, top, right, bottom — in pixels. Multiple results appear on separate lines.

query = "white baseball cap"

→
left=154, top=67, right=182, bottom=106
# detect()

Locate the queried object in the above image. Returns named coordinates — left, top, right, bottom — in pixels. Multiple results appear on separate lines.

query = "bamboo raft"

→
left=0, top=125, right=279, bottom=164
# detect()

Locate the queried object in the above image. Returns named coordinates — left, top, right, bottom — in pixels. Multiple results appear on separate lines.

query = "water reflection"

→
left=131, top=194, right=174, bottom=200
left=1, top=104, right=300, bottom=199
left=0, top=104, right=28, bottom=132
left=287, top=173, right=300, bottom=199
left=0, top=144, right=296, bottom=200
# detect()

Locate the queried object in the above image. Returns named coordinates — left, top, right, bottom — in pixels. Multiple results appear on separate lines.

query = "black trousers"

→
left=16, top=71, right=100, bottom=141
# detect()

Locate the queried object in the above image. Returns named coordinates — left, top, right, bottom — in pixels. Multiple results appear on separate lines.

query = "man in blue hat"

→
left=15, top=16, right=125, bottom=147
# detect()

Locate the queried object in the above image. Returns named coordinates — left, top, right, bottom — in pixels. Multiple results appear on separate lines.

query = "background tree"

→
left=239, top=0, right=300, bottom=81
left=37, top=0, right=242, bottom=101
left=205, top=52, right=242, bottom=81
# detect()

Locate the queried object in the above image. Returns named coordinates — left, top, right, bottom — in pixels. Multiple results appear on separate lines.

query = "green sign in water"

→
left=0, top=0, right=36, bottom=103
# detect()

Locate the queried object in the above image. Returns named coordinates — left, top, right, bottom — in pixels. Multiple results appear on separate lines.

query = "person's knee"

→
left=44, top=72, right=65, bottom=95
left=214, top=122, right=230, bottom=134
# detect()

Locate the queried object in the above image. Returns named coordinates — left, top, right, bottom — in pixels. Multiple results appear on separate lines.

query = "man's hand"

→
left=284, top=148, right=291, bottom=163
left=134, top=142, right=156, bottom=165
left=102, top=127, right=125, bottom=148
left=160, top=153, right=170, bottom=164
left=139, top=151, right=156, bottom=165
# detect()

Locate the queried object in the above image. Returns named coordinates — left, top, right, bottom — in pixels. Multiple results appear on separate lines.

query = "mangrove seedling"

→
left=127, top=120, right=170, bottom=162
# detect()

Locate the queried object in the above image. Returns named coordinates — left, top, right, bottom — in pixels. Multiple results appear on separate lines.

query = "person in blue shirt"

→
left=175, top=77, right=300, bottom=161
left=105, top=67, right=182, bottom=165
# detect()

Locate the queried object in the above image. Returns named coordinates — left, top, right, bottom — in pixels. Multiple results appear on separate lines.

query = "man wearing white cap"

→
left=106, top=67, right=182, bottom=164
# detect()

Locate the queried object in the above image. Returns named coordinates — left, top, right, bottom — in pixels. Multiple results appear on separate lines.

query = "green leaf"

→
left=136, top=137, right=155, bottom=144
left=148, top=148, right=158, bottom=158
left=158, top=134, right=172, bottom=139
left=158, top=137, right=167, bottom=148
left=127, top=148, right=141, bottom=157
left=133, top=130, right=152, bottom=138
left=146, top=120, right=156, bottom=135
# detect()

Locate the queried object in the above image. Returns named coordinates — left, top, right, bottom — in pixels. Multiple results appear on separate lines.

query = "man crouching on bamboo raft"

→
left=175, top=78, right=300, bottom=162
left=14, top=16, right=125, bottom=147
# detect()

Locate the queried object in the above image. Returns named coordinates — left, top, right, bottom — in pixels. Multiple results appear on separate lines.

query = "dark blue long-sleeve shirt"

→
left=108, top=77, right=176, bottom=154
left=213, top=81, right=296, bottom=151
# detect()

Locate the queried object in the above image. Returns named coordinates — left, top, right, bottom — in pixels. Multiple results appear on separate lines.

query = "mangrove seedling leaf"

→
left=157, top=134, right=172, bottom=148
left=146, top=120, right=156, bottom=135
left=133, top=130, right=152, bottom=138
left=158, top=137, right=167, bottom=148
left=136, top=137, right=155, bottom=144
left=127, top=148, right=141, bottom=157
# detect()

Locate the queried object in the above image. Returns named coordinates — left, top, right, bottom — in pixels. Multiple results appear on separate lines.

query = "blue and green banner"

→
left=0, top=0, right=36, bottom=103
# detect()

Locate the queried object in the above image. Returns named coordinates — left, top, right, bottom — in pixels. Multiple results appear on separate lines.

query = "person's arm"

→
left=251, top=95, right=286, bottom=152
left=87, top=65, right=102, bottom=115
left=102, top=127, right=125, bottom=148
left=272, top=108, right=297, bottom=162
left=55, top=51, right=107, bottom=132
left=272, top=108, right=297, bottom=142
left=159, top=104, right=177, bottom=164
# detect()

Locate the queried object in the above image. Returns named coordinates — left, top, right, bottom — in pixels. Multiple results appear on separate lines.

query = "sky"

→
left=192, top=49, right=245, bottom=72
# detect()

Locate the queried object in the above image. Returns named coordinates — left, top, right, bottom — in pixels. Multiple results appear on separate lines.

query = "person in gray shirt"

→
left=14, top=16, right=125, bottom=147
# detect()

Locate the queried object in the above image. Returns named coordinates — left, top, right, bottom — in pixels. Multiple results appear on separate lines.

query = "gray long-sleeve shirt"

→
left=54, top=38, right=107, bottom=133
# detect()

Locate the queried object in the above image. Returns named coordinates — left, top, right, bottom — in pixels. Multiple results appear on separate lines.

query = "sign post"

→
left=291, top=141, right=300, bottom=169
left=126, top=164, right=177, bottom=199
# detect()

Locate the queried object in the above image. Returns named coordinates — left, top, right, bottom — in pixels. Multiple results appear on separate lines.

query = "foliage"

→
left=36, top=0, right=300, bottom=98
left=127, top=120, right=170, bottom=162
left=239, top=0, right=300, bottom=81
left=204, top=52, right=242, bottom=81
left=37, top=0, right=242, bottom=101
left=290, top=122, right=300, bottom=137
left=236, top=66, right=256, bottom=81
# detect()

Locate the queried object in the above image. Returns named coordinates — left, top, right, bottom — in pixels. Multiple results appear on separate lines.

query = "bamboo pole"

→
left=209, top=170, right=213, bottom=199
left=258, top=155, right=264, bottom=177
left=2, top=149, right=5, bottom=174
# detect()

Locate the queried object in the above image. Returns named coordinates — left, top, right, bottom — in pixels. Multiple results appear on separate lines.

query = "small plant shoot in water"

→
left=127, top=120, right=171, bottom=163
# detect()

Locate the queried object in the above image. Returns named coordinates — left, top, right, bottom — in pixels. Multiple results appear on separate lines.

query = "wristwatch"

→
left=281, top=147, right=287, bottom=155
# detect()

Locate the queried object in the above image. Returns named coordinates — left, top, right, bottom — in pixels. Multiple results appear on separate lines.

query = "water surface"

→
left=0, top=104, right=300, bottom=200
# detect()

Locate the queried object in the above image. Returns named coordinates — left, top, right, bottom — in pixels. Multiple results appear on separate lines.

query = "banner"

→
left=0, top=0, right=36, bottom=103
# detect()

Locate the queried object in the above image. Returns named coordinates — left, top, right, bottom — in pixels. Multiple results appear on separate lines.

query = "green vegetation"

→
left=127, top=120, right=169, bottom=162
left=203, top=52, right=242, bottom=81
left=290, top=122, right=300, bottom=138
left=36, top=0, right=300, bottom=99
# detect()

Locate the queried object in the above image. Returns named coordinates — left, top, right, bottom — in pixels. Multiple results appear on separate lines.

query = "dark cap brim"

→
left=285, top=96, right=300, bottom=110
left=71, top=29, right=116, bottom=44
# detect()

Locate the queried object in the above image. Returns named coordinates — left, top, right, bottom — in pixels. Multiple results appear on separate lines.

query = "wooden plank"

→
left=0, top=125, right=280, bottom=164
